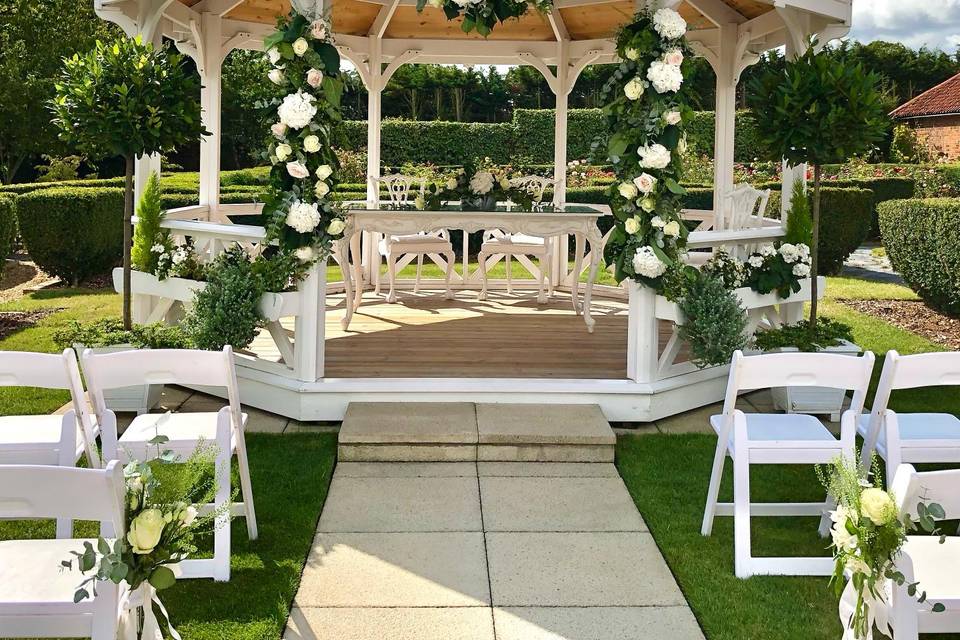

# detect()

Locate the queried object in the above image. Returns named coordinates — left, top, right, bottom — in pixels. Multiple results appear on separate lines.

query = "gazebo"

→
left=94, top=0, right=853, bottom=421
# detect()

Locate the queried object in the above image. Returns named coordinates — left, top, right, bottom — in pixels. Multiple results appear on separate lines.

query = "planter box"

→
left=655, top=277, right=820, bottom=324
left=767, top=339, right=862, bottom=421
left=74, top=344, right=162, bottom=415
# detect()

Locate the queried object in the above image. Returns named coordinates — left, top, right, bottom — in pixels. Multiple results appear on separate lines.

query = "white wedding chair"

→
left=701, top=349, right=875, bottom=578
left=478, top=175, right=556, bottom=303
left=685, top=183, right=771, bottom=266
left=0, top=349, right=101, bottom=538
left=887, top=464, right=960, bottom=639
left=374, top=174, right=455, bottom=303
left=0, top=461, right=126, bottom=640
left=859, top=350, right=960, bottom=483
left=80, top=346, right=257, bottom=582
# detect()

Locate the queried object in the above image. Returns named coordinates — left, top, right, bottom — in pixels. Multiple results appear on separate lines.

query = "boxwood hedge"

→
left=879, top=198, right=960, bottom=316
left=0, top=194, right=18, bottom=272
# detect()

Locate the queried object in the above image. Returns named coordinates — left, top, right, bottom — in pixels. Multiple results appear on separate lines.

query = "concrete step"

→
left=338, top=402, right=615, bottom=463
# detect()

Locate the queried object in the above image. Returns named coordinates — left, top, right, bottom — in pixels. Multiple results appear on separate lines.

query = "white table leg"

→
left=334, top=236, right=355, bottom=331
left=571, top=234, right=585, bottom=314
left=582, top=226, right=604, bottom=333
left=351, top=232, right=363, bottom=312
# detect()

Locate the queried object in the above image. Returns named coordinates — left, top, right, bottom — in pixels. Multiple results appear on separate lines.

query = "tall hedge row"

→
left=879, top=198, right=960, bottom=316
left=0, top=194, right=18, bottom=274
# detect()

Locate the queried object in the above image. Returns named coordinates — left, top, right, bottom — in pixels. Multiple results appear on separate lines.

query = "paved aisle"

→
left=284, top=461, right=704, bottom=640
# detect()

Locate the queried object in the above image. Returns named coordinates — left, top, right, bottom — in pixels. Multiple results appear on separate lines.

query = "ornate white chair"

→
left=80, top=346, right=257, bottom=582
left=0, top=461, right=126, bottom=640
left=0, top=349, right=101, bottom=538
left=685, top=183, right=771, bottom=266
left=858, top=350, right=960, bottom=483
left=701, top=349, right=875, bottom=578
left=478, top=175, right=555, bottom=303
left=373, top=174, right=454, bottom=303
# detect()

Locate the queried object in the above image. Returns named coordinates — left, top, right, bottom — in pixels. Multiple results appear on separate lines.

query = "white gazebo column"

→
left=712, top=23, right=738, bottom=218
left=198, top=12, right=223, bottom=221
left=363, top=37, right=383, bottom=283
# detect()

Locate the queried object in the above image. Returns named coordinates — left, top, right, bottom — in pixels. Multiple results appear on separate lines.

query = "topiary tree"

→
left=51, top=37, right=206, bottom=327
left=747, top=44, right=887, bottom=330
left=131, top=172, right=168, bottom=274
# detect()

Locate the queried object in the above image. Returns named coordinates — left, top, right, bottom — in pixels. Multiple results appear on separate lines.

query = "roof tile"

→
left=891, top=72, right=960, bottom=119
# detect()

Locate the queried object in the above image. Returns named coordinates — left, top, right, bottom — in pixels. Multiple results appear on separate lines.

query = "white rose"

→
left=275, top=143, right=292, bottom=161
left=624, top=217, right=641, bottom=235
left=664, top=48, right=684, bottom=66
left=618, top=182, right=639, bottom=199
left=271, top=122, right=288, bottom=139
left=268, top=69, right=285, bottom=85
left=295, top=246, right=315, bottom=262
left=639, top=197, right=656, bottom=212
left=650, top=215, right=666, bottom=228
left=748, top=255, right=764, bottom=268
left=306, top=68, right=324, bottom=88
left=315, top=181, right=330, bottom=197
left=624, top=47, right=639, bottom=61
left=860, top=488, right=896, bottom=526
left=326, top=218, right=346, bottom=235
left=652, top=7, right=687, bottom=39
left=663, top=220, right=681, bottom=237
left=315, top=164, right=333, bottom=180
left=303, top=135, right=321, bottom=153
left=632, top=246, right=667, bottom=278
left=309, top=20, right=328, bottom=40
left=633, top=172, right=657, bottom=194
left=638, top=143, right=672, bottom=169
left=445, top=177, right=458, bottom=190
left=180, top=505, right=198, bottom=526
left=292, top=38, right=309, bottom=57
left=647, top=60, right=684, bottom=94
left=266, top=47, right=281, bottom=65
left=664, top=110, right=682, bottom=125
left=286, top=201, right=321, bottom=233
left=287, top=161, right=310, bottom=179
left=623, top=77, right=645, bottom=101
left=277, top=91, right=317, bottom=130
left=127, top=509, right=165, bottom=554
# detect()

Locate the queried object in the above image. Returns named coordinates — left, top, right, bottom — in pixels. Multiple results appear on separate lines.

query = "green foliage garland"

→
left=415, top=0, right=552, bottom=37
left=598, top=7, right=692, bottom=289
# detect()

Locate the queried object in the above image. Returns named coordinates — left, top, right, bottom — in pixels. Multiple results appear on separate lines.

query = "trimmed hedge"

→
left=879, top=198, right=960, bottom=316
left=833, top=177, right=914, bottom=237
left=0, top=194, right=18, bottom=270
left=16, top=188, right=124, bottom=285
left=0, top=177, right=125, bottom=196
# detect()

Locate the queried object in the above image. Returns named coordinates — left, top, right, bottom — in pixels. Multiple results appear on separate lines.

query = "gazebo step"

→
left=337, top=402, right=615, bottom=463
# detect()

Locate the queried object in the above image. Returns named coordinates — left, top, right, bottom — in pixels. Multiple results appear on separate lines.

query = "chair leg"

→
left=701, top=438, right=727, bottom=536
left=444, top=251, right=454, bottom=299
left=478, top=252, right=489, bottom=301
left=213, top=450, right=231, bottom=582
left=415, top=254, right=424, bottom=293
left=537, top=253, right=548, bottom=304
left=733, top=450, right=753, bottom=579
left=235, top=431, right=258, bottom=540
left=374, top=253, right=382, bottom=296
left=506, top=254, right=513, bottom=294
left=545, top=241, right=555, bottom=299
left=386, top=252, right=398, bottom=303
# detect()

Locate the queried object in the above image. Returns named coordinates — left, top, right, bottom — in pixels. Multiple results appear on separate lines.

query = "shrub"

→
left=16, top=187, right=124, bottom=285
left=753, top=318, right=854, bottom=352
left=54, top=318, right=191, bottom=349
left=131, top=173, right=167, bottom=273
left=879, top=198, right=960, bottom=316
left=0, top=194, right=18, bottom=270
left=677, top=271, right=748, bottom=368
left=889, top=124, right=929, bottom=163
left=783, top=180, right=812, bottom=246
left=184, top=247, right=264, bottom=350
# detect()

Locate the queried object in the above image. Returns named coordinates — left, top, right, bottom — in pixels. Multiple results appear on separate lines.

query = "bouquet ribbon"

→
left=119, top=584, right=182, bottom=640
left=839, top=580, right=892, bottom=640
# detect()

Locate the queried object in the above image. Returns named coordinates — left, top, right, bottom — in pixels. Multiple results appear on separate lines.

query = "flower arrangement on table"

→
left=63, top=443, right=222, bottom=640
left=261, top=12, right=347, bottom=268
left=415, top=0, right=553, bottom=36
left=597, top=6, right=692, bottom=289
left=818, top=456, right=945, bottom=640
left=431, top=159, right=540, bottom=211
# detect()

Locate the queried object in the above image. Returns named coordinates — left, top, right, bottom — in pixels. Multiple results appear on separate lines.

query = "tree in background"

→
left=51, top=37, right=207, bottom=327
left=0, top=0, right=117, bottom=183
left=222, top=49, right=283, bottom=168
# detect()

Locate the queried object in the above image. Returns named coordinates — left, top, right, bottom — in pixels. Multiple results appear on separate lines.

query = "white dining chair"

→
left=859, top=350, right=960, bottom=483
left=478, top=175, right=556, bottom=303
left=374, top=174, right=455, bottom=302
left=0, top=461, right=126, bottom=640
left=701, top=349, right=875, bottom=578
left=80, top=346, right=257, bottom=582
left=887, top=464, right=960, bottom=640
left=0, top=349, right=101, bottom=538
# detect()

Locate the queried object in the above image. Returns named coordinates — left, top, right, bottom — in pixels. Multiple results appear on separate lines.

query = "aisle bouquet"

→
left=818, top=456, right=945, bottom=640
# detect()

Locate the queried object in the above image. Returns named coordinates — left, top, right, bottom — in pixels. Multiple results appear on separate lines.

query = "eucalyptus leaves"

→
left=599, top=7, right=691, bottom=289
left=415, top=0, right=553, bottom=36
left=261, top=12, right=346, bottom=266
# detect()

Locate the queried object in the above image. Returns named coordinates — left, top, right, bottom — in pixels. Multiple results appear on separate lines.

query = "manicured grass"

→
left=0, top=432, right=338, bottom=640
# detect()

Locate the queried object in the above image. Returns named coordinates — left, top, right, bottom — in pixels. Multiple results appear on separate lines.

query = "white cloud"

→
left=848, top=0, right=960, bottom=50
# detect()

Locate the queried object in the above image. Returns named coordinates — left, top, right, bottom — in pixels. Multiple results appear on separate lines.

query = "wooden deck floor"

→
left=249, top=290, right=680, bottom=379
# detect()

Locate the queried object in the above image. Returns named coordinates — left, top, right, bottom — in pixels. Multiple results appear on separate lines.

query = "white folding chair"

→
left=0, top=461, right=126, bottom=640
left=478, top=176, right=556, bottom=303
left=701, top=350, right=875, bottom=578
left=0, top=349, right=101, bottom=538
left=686, top=183, right=771, bottom=266
left=81, top=346, right=257, bottom=582
left=859, top=350, right=960, bottom=483
left=374, top=174, right=455, bottom=302
left=887, top=464, right=960, bottom=640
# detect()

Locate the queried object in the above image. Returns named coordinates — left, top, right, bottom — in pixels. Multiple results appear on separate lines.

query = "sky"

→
left=848, top=0, right=960, bottom=52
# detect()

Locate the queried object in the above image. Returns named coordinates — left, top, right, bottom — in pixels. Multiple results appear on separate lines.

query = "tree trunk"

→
left=122, top=155, right=135, bottom=329
left=809, top=164, right=821, bottom=333
left=2, top=153, right=26, bottom=185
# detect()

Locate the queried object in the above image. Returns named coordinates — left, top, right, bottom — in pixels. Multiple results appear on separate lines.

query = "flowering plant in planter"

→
left=743, top=242, right=812, bottom=298
left=818, top=456, right=945, bottom=640
left=415, top=0, right=553, bottom=37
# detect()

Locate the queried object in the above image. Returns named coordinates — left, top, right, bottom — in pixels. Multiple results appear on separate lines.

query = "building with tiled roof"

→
left=891, top=72, right=960, bottom=161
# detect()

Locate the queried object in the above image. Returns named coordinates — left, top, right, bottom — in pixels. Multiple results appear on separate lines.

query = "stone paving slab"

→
left=493, top=606, right=705, bottom=640
left=485, top=532, right=687, bottom=607
left=336, top=462, right=476, bottom=477
left=285, top=607, right=495, bottom=640
left=338, top=443, right=477, bottom=462
left=295, top=532, right=490, bottom=608
left=317, top=476, right=482, bottom=532
left=478, top=443, right=614, bottom=462
left=477, top=462, right=620, bottom=477
left=338, top=402, right=478, bottom=444
left=476, top=403, right=615, bottom=445
left=480, top=477, right=646, bottom=532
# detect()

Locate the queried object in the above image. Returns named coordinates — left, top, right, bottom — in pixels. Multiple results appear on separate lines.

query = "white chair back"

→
left=376, top=174, right=425, bottom=207
left=891, top=464, right=960, bottom=522
left=721, top=183, right=771, bottom=232
left=0, top=460, right=125, bottom=537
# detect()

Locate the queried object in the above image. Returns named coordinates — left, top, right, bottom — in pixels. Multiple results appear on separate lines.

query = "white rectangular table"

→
left=334, top=205, right=607, bottom=332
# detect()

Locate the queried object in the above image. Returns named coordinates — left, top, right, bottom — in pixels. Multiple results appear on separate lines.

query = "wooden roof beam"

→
left=685, top=0, right=746, bottom=26
left=369, top=0, right=401, bottom=37
left=191, top=0, right=245, bottom=16
left=767, top=0, right=850, bottom=23
left=548, top=8, right=569, bottom=41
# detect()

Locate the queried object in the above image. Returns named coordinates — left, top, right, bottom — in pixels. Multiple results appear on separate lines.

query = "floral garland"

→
left=261, top=12, right=347, bottom=267
left=416, top=0, right=552, bottom=36
left=599, top=7, right=691, bottom=289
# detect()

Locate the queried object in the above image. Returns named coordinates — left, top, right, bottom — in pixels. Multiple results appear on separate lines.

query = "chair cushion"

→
left=118, top=412, right=244, bottom=458
left=388, top=234, right=450, bottom=244
left=902, top=536, right=960, bottom=603
left=0, top=415, right=85, bottom=463
left=710, top=413, right=835, bottom=443
left=0, top=538, right=102, bottom=614
left=858, top=413, right=960, bottom=446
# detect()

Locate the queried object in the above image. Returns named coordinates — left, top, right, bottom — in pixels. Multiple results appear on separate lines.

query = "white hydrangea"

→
left=632, top=246, right=667, bottom=279
left=277, top=91, right=317, bottom=130
left=748, top=255, right=764, bottom=268
left=171, top=248, right=188, bottom=265
left=638, top=143, right=671, bottom=169
left=647, top=60, right=683, bottom=93
left=652, top=7, right=687, bottom=40
left=798, top=243, right=811, bottom=261
left=286, top=201, right=321, bottom=233
left=469, top=171, right=495, bottom=195
left=779, top=243, right=800, bottom=263
left=295, top=246, right=315, bottom=262
left=793, top=262, right=811, bottom=277
left=759, top=244, right=777, bottom=257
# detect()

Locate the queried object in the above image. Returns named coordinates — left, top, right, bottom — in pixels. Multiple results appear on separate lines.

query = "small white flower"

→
left=180, top=506, right=198, bottom=526
left=306, top=68, right=324, bottom=88
left=303, top=135, right=321, bottom=153
left=315, top=181, right=330, bottom=197
left=624, top=77, right=645, bottom=100
left=268, top=69, right=285, bottom=85
left=633, top=173, right=657, bottom=194
left=624, top=47, right=639, bottom=61
left=638, top=143, right=672, bottom=169
left=748, top=255, right=764, bottom=268
left=292, top=38, right=309, bottom=57
left=171, top=248, right=187, bottom=265
left=286, top=201, right=321, bottom=233
left=662, top=220, right=681, bottom=237
left=326, top=218, right=346, bottom=235
left=150, top=243, right=165, bottom=253
left=315, top=164, right=333, bottom=180
left=632, top=246, right=667, bottom=278
left=779, top=243, right=800, bottom=263
left=650, top=216, right=666, bottom=229
left=275, top=143, right=292, bottom=161
left=414, top=195, right=426, bottom=210
left=759, top=244, right=777, bottom=257
left=663, top=48, right=684, bottom=66
left=652, top=7, right=687, bottom=39
left=287, top=161, right=310, bottom=179
left=266, top=48, right=281, bottom=65
left=624, top=217, right=641, bottom=235
left=845, top=557, right=872, bottom=578
left=295, top=246, right=316, bottom=262
left=647, top=60, right=683, bottom=93
left=309, top=19, right=328, bottom=39
left=663, top=110, right=682, bottom=126
left=271, top=122, right=288, bottom=139
left=618, top=182, right=639, bottom=199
